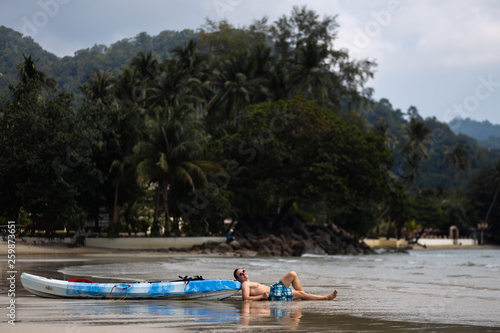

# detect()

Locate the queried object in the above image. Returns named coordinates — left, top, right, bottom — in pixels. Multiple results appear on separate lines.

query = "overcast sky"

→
left=2, top=0, right=500, bottom=126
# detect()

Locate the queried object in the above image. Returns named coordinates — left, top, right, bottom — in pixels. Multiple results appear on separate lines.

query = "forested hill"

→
left=0, top=26, right=196, bottom=98
left=1, top=24, right=499, bottom=192
left=449, top=117, right=500, bottom=150
left=2, top=7, right=500, bottom=245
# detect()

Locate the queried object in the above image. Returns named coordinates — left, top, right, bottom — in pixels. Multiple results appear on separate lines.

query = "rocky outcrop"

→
left=189, top=218, right=374, bottom=257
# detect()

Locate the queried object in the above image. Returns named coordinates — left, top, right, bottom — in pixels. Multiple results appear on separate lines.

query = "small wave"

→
left=486, top=264, right=500, bottom=271
left=301, top=254, right=329, bottom=258
left=276, top=258, right=299, bottom=263
left=457, top=262, right=476, bottom=267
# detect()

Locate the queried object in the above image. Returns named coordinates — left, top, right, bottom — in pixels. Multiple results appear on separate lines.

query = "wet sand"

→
left=3, top=295, right=496, bottom=333
left=2, top=242, right=500, bottom=332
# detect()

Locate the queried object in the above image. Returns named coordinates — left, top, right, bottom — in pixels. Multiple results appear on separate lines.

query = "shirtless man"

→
left=234, top=269, right=337, bottom=301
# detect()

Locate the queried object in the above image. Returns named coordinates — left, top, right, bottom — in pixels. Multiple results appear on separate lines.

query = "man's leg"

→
left=280, top=271, right=303, bottom=291
left=292, top=290, right=338, bottom=300
left=281, top=271, right=338, bottom=300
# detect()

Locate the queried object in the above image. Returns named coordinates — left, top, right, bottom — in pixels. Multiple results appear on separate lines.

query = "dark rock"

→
left=257, top=245, right=272, bottom=256
left=213, top=242, right=233, bottom=253
left=345, top=244, right=360, bottom=255
left=303, top=240, right=327, bottom=255
left=229, top=240, right=241, bottom=250
left=324, top=243, right=345, bottom=255
left=269, top=234, right=283, bottom=246
left=292, top=220, right=310, bottom=240
left=245, top=233, right=259, bottom=241
left=263, top=237, right=274, bottom=247
left=312, top=229, right=332, bottom=246
left=328, top=223, right=340, bottom=234
left=291, top=241, right=306, bottom=256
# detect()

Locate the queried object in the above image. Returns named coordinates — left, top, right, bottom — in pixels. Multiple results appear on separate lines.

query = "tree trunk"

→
left=385, top=216, right=393, bottom=239
left=484, top=190, right=498, bottom=224
left=111, top=183, right=120, bottom=235
left=151, top=186, right=161, bottom=236
left=271, top=200, right=294, bottom=231
left=162, top=177, right=171, bottom=236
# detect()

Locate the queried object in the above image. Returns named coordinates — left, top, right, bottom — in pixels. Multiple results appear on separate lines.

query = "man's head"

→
left=234, top=268, right=247, bottom=282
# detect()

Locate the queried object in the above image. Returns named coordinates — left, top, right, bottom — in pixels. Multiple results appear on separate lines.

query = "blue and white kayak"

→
left=21, top=272, right=241, bottom=300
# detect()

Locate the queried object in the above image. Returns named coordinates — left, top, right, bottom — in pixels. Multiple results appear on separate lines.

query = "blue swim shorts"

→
left=269, top=280, right=293, bottom=301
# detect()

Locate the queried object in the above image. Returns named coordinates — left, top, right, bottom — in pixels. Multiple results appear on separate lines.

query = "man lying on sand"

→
left=234, top=269, right=337, bottom=301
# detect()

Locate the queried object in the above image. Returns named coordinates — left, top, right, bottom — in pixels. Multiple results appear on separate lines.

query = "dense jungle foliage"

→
left=1, top=7, right=499, bottom=242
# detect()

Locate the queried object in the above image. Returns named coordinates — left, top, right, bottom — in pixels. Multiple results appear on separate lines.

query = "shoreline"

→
left=2, top=246, right=499, bottom=332
left=2, top=241, right=499, bottom=256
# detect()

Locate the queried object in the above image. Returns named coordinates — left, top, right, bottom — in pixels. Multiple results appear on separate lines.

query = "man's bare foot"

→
left=327, top=290, right=338, bottom=300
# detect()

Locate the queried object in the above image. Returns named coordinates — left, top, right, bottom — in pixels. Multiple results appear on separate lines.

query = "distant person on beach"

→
left=234, top=269, right=337, bottom=301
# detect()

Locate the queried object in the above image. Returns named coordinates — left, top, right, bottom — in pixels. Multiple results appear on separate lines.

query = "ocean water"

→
left=3, top=249, right=500, bottom=332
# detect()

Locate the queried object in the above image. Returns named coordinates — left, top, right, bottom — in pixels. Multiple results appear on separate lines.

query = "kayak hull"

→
left=21, top=272, right=241, bottom=300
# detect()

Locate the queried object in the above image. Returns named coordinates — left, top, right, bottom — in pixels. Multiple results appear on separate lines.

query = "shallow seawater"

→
left=2, top=249, right=500, bottom=332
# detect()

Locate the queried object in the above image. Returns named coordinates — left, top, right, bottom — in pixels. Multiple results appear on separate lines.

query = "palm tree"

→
left=286, top=38, right=333, bottom=106
left=130, top=103, right=218, bottom=235
left=337, top=58, right=375, bottom=109
left=16, top=53, right=56, bottom=91
left=81, top=69, right=115, bottom=104
left=484, top=162, right=500, bottom=226
left=115, top=68, right=142, bottom=107
left=130, top=51, right=158, bottom=82
left=398, top=117, right=432, bottom=188
left=267, top=60, right=289, bottom=102
left=374, top=117, right=396, bottom=150
left=109, top=159, right=125, bottom=231
left=148, top=60, right=195, bottom=109
left=172, top=39, right=207, bottom=78
left=442, top=143, right=469, bottom=190
left=206, top=51, right=267, bottom=125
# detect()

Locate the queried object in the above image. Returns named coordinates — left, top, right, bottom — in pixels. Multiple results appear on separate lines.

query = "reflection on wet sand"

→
left=11, top=297, right=306, bottom=328
left=240, top=301, right=303, bottom=329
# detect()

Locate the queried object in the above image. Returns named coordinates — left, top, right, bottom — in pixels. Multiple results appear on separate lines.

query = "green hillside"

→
left=359, top=100, right=500, bottom=189
left=2, top=24, right=499, bottom=192
left=449, top=117, right=500, bottom=150
left=0, top=26, right=196, bottom=99
left=1, top=8, right=499, bottom=243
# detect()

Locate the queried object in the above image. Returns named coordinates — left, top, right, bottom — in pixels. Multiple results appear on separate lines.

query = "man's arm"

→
left=241, top=282, right=269, bottom=301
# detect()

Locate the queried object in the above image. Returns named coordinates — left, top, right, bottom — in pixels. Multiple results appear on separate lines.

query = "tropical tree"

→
left=270, top=5, right=338, bottom=61
left=222, top=97, right=393, bottom=236
left=130, top=103, right=217, bottom=235
left=80, top=69, right=115, bottom=105
left=148, top=59, right=190, bottom=108
left=205, top=51, right=268, bottom=125
left=172, top=39, right=207, bottom=78
left=442, top=143, right=470, bottom=190
left=0, top=60, right=98, bottom=232
left=373, top=117, right=396, bottom=150
left=16, top=53, right=56, bottom=92
left=397, top=117, right=432, bottom=188
left=482, top=163, right=500, bottom=233
left=129, top=51, right=158, bottom=83
left=286, top=38, right=333, bottom=106
left=115, top=67, right=142, bottom=107
left=467, top=161, right=500, bottom=242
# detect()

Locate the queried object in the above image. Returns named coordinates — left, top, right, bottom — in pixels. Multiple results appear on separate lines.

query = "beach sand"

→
left=3, top=240, right=499, bottom=256
left=2, top=241, right=499, bottom=332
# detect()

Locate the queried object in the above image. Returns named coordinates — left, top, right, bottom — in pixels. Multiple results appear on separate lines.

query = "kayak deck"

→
left=21, top=272, right=241, bottom=300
